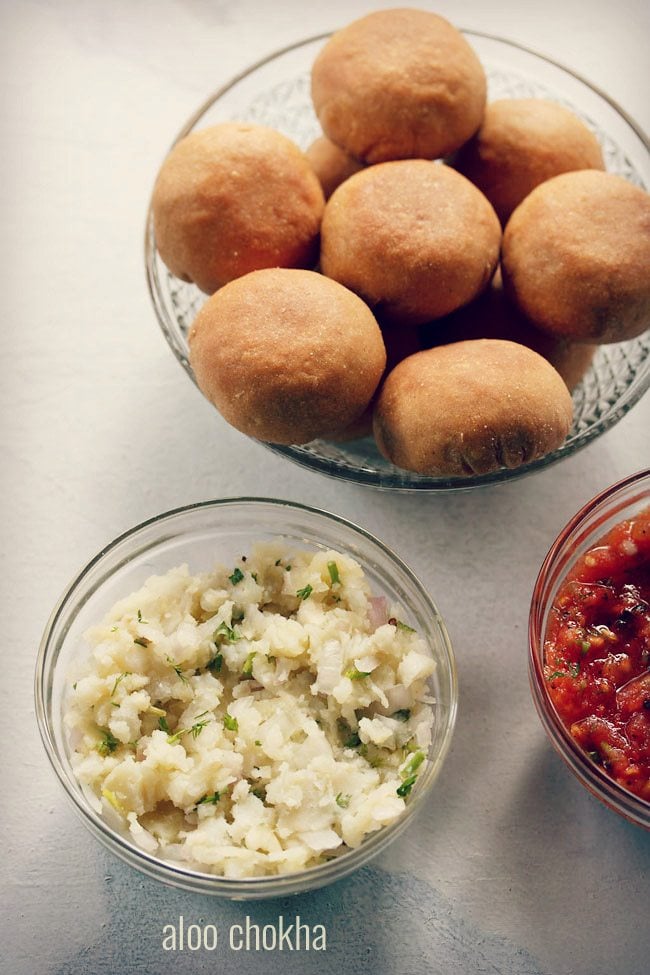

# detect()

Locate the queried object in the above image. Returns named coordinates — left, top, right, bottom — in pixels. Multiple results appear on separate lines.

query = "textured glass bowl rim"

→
left=35, top=497, right=458, bottom=897
left=528, top=469, right=650, bottom=828
left=144, top=29, right=650, bottom=493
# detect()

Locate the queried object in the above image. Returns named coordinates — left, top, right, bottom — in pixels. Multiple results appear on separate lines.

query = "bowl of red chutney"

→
left=529, top=469, right=650, bottom=828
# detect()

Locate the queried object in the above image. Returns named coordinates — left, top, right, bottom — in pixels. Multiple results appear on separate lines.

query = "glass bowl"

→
left=144, top=30, right=650, bottom=492
left=529, top=469, right=650, bottom=829
left=35, top=498, right=457, bottom=898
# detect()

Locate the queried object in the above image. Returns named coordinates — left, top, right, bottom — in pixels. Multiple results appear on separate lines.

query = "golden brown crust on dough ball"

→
left=305, top=135, right=365, bottom=199
left=188, top=268, right=386, bottom=444
left=454, top=99, right=604, bottom=224
left=422, top=267, right=596, bottom=391
left=320, top=160, right=501, bottom=326
left=328, top=322, right=423, bottom=441
left=152, top=123, right=325, bottom=294
left=373, top=339, right=573, bottom=476
left=502, top=170, right=650, bottom=343
left=311, top=8, right=486, bottom=163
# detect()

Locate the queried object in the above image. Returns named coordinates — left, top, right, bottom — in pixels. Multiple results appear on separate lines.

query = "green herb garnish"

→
left=96, top=728, right=119, bottom=756
left=296, top=584, right=313, bottom=601
left=197, top=791, right=221, bottom=805
left=189, top=717, right=210, bottom=739
left=335, top=792, right=351, bottom=808
left=251, top=786, right=266, bottom=801
left=207, top=652, right=223, bottom=673
left=223, top=714, right=238, bottom=732
left=242, top=651, right=257, bottom=677
left=394, top=619, right=416, bottom=633
left=166, top=656, right=189, bottom=684
left=137, top=609, right=148, bottom=624
left=134, top=636, right=150, bottom=648
left=229, top=567, right=244, bottom=586
left=392, top=709, right=411, bottom=722
left=213, top=621, right=239, bottom=643
left=110, top=672, right=131, bottom=697
left=158, top=716, right=170, bottom=733
left=345, top=667, right=372, bottom=680
left=402, top=750, right=425, bottom=777
left=397, top=775, right=417, bottom=798
left=327, top=561, right=340, bottom=585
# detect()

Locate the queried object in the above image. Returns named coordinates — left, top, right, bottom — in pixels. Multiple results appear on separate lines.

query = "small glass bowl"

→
left=529, top=469, right=650, bottom=829
left=35, top=498, right=457, bottom=898
left=145, top=30, right=650, bottom=492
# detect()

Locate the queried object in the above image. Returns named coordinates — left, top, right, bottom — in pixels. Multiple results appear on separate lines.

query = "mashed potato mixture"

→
left=65, top=543, right=435, bottom=877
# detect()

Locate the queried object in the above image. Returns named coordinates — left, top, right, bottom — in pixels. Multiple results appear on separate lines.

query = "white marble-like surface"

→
left=2, top=1, right=649, bottom=973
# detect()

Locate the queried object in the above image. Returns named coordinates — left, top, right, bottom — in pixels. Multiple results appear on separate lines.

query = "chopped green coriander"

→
left=207, top=652, right=223, bottom=673
left=166, top=656, right=189, bottom=683
left=223, top=714, right=238, bottom=732
left=251, top=786, right=267, bottom=801
left=402, top=750, right=425, bottom=777
left=251, top=572, right=258, bottom=583
left=546, top=670, right=568, bottom=681
left=213, top=621, right=239, bottom=643
left=327, top=561, right=340, bottom=585
left=344, top=666, right=372, bottom=680
left=274, top=559, right=282, bottom=567
left=197, top=791, right=221, bottom=805
left=285, top=564, right=292, bottom=572
left=189, top=718, right=210, bottom=739
left=335, top=792, right=351, bottom=808
left=242, top=651, right=257, bottom=677
left=296, top=584, right=313, bottom=600
left=158, top=716, right=170, bottom=733
left=128, top=740, right=138, bottom=752
left=96, top=728, right=119, bottom=756
left=136, top=609, right=148, bottom=624
left=569, top=661, right=581, bottom=677
left=166, top=729, right=186, bottom=745
left=344, top=732, right=361, bottom=748
left=392, top=709, right=411, bottom=722
left=134, top=636, right=151, bottom=648
left=254, top=740, right=262, bottom=747
left=229, top=567, right=245, bottom=586
left=396, top=774, right=418, bottom=797
left=580, top=640, right=591, bottom=654
left=110, top=672, right=131, bottom=697
left=72, top=682, right=77, bottom=691
left=394, top=619, right=416, bottom=633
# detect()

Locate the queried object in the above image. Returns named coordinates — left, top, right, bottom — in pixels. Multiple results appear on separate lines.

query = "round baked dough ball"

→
left=502, top=170, right=650, bottom=343
left=311, top=9, right=486, bottom=163
left=320, top=160, right=501, bottom=326
left=454, top=99, right=604, bottom=223
left=188, top=268, right=386, bottom=444
left=373, top=339, right=573, bottom=476
left=422, top=268, right=596, bottom=391
left=305, top=135, right=365, bottom=199
left=152, top=123, right=325, bottom=294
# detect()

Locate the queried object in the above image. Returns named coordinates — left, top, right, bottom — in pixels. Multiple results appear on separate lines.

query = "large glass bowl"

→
left=145, top=31, right=650, bottom=491
left=529, top=469, right=650, bottom=829
left=35, top=498, right=457, bottom=898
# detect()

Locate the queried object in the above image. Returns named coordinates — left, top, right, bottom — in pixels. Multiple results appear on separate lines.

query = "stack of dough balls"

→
left=151, top=6, right=650, bottom=476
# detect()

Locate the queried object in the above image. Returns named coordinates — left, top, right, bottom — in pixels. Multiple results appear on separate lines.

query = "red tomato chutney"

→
left=544, top=506, right=650, bottom=800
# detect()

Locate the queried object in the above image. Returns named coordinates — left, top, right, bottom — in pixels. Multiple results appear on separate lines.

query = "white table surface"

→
left=2, top=1, right=649, bottom=973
